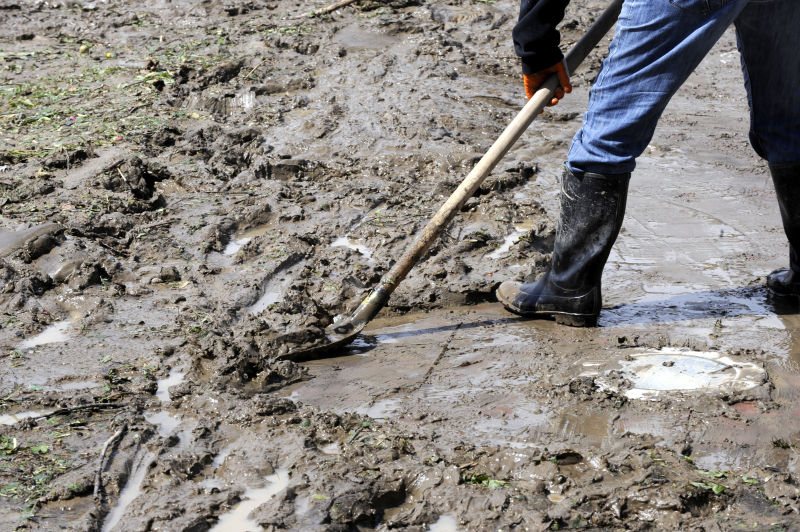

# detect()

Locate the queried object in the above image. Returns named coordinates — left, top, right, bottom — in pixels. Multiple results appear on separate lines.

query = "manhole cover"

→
left=579, top=347, right=766, bottom=400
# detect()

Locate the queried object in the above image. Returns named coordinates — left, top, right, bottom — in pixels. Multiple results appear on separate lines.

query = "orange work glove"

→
left=523, top=60, right=572, bottom=107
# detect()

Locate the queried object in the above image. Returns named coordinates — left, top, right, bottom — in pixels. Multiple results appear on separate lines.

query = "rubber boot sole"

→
left=499, top=300, right=598, bottom=327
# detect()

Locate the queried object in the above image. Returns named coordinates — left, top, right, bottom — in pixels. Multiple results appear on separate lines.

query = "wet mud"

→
left=1, top=0, right=799, bottom=530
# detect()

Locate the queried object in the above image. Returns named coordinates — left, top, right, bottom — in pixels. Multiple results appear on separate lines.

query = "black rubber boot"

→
left=766, top=162, right=800, bottom=298
left=496, top=167, right=630, bottom=326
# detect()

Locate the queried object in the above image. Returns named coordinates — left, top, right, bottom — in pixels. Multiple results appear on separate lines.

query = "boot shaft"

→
left=550, top=168, right=630, bottom=290
left=769, top=162, right=800, bottom=273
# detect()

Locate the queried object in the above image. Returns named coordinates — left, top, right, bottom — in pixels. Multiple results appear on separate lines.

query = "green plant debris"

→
left=0, top=436, right=18, bottom=455
left=264, top=25, right=312, bottom=36
left=698, top=469, right=727, bottom=479
left=690, top=481, right=727, bottom=494
left=29, top=443, right=49, bottom=455
left=462, top=472, right=508, bottom=489
left=0, top=38, right=237, bottom=163
left=0, top=432, right=71, bottom=517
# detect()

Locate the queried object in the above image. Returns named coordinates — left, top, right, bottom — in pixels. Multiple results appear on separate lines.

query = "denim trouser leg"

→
left=567, top=0, right=752, bottom=174
left=735, top=0, right=800, bottom=166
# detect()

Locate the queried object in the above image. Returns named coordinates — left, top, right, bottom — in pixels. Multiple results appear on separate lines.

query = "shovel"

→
left=280, top=0, right=624, bottom=362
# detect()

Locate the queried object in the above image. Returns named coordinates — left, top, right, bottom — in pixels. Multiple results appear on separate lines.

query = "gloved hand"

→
left=523, top=59, right=572, bottom=106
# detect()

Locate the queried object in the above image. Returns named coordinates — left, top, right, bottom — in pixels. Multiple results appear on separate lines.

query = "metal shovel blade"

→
left=276, top=316, right=367, bottom=362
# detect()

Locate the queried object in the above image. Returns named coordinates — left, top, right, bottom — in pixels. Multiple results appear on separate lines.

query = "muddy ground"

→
left=1, top=0, right=799, bottom=530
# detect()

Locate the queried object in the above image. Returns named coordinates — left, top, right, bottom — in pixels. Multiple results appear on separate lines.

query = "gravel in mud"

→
left=1, top=0, right=799, bottom=530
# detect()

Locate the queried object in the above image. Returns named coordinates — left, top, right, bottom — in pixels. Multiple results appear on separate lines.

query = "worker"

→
left=496, top=0, right=800, bottom=326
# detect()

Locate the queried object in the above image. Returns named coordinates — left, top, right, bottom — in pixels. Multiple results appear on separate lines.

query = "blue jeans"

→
left=567, top=0, right=800, bottom=174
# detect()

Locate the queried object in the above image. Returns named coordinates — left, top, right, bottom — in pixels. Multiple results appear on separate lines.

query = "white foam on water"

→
left=18, top=321, right=71, bottom=350
left=580, top=347, right=765, bottom=400
left=210, top=468, right=289, bottom=532
left=331, top=236, right=374, bottom=261
left=102, top=451, right=156, bottom=532
left=223, top=237, right=252, bottom=256
left=429, top=514, right=461, bottom=532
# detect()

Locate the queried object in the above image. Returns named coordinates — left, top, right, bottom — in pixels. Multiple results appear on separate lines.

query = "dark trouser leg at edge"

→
left=496, top=168, right=629, bottom=326
left=767, top=163, right=800, bottom=298
left=735, top=1, right=800, bottom=299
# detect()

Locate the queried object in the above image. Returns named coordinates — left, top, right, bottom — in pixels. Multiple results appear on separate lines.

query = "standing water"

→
left=101, top=368, right=187, bottom=530
left=210, top=469, right=290, bottom=531
left=101, top=451, right=156, bottom=532
left=428, top=514, right=461, bottom=532
left=18, top=320, right=71, bottom=351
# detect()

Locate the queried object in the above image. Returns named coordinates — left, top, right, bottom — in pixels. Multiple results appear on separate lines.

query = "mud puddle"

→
left=209, top=469, right=289, bottom=532
left=331, top=236, right=374, bottom=262
left=222, top=224, right=274, bottom=257
left=428, top=514, right=461, bottom=532
left=285, top=301, right=798, bottom=474
left=247, top=273, right=297, bottom=315
left=485, top=222, right=536, bottom=260
left=18, top=320, right=72, bottom=350
left=580, top=347, right=766, bottom=400
left=101, top=451, right=157, bottom=532
left=101, top=368, right=191, bottom=531
left=0, top=409, right=55, bottom=426
left=144, top=366, right=190, bottom=440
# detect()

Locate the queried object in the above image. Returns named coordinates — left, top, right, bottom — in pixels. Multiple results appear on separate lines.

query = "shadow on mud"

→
left=344, top=316, right=526, bottom=356
left=336, top=285, right=795, bottom=357
left=601, top=285, right=798, bottom=326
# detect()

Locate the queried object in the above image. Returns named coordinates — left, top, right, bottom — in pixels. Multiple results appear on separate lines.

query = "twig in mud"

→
left=128, top=103, right=150, bottom=114
left=232, top=195, right=255, bottom=205
left=94, top=424, right=127, bottom=503
left=34, top=402, right=127, bottom=420
left=136, top=219, right=175, bottom=232
left=347, top=426, right=364, bottom=443
left=303, top=0, right=361, bottom=18
left=244, top=59, right=267, bottom=80
left=1, top=383, right=24, bottom=403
